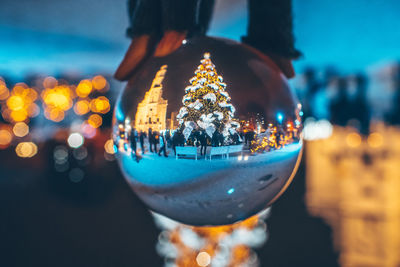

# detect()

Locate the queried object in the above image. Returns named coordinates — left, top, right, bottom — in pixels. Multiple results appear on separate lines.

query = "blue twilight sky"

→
left=1, top=0, right=400, bottom=78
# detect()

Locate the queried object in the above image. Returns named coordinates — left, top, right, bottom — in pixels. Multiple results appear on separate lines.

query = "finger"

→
left=154, top=31, right=187, bottom=57
left=153, top=0, right=215, bottom=58
left=115, top=0, right=163, bottom=81
left=267, top=53, right=296, bottom=79
left=114, top=35, right=158, bottom=81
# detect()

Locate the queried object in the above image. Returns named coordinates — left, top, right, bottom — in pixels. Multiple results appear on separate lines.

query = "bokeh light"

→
left=44, top=107, right=65, bottom=122
left=87, top=114, right=102, bottom=128
left=81, top=122, right=97, bottom=139
left=67, top=133, right=84, bottom=148
left=43, top=76, right=58, bottom=89
left=92, top=75, right=107, bottom=90
left=15, top=142, right=38, bottom=158
left=0, top=80, right=10, bottom=100
left=346, top=132, right=362, bottom=148
left=0, top=128, right=12, bottom=148
left=90, top=96, right=110, bottom=114
left=367, top=132, right=383, bottom=148
left=196, top=252, right=211, bottom=267
left=13, top=122, right=29, bottom=137
left=74, top=99, right=90, bottom=115
left=76, top=79, right=92, bottom=98
left=104, top=139, right=115, bottom=154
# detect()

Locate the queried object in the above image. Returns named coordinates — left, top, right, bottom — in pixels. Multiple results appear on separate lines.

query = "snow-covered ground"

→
left=118, top=142, right=302, bottom=225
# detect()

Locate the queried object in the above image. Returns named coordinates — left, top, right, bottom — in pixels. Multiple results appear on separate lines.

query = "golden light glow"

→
left=74, top=99, right=90, bottom=115
left=92, top=75, right=107, bottom=90
left=3, top=85, right=39, bottom=122
left=196, top=252, right=211, bottom=266
left=42, top=86, right=73, bottom=111
left=15, top=142, right=38, bottom=158
left=367, top=132, right=383, bottom=148
left=13, top=122, right=29, bottom=137
left=7, top=95, right=25, bottom=111
left=10, top=109, right=28, bottom=122
left=42, top=85, right=74, bottom=122
left=76, top=79, right=92, bottom=98
left=346, top=132, right=362, bottom=147
left=104, top=139, right=115, bottom=154
left=90, top=96, right=110, bottom=114
left=88, top=114, right=102, bottom=128
left=0, top=129, right=12, bottom=148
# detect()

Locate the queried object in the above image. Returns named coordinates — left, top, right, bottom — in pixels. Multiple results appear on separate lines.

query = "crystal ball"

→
left=113, top=36, right=303, bottom=226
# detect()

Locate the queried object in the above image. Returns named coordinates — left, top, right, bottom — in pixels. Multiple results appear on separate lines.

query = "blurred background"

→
left=1, top=0, right=400, bottom=266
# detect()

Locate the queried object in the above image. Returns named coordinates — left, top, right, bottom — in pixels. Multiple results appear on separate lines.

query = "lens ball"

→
left=113, top=36, right=303, bottom=226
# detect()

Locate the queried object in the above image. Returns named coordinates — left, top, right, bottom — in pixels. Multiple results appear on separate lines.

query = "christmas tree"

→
left=176, top=52, right=240, bottom=143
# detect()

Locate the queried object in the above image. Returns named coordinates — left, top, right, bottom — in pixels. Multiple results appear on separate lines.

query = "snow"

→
left=200, top=113, right=215, bottom=123
left=205, top=125, right=216, bottom=137
left=188, top=99, right=203, bottom=110
left=118, top=141, right=302, bottom=224
left=182, top=95, right=191, bottom=104
left=177, top=107, right=188, bottom=119
left=213, top=111, right=224, bottom=121
left=220, top=90, right=230, bottom=100
left=203, top=92, right=217, bottom=103
left=208, top=83, right=219, bottom=91
left=198, top=77, right=207, bottom=85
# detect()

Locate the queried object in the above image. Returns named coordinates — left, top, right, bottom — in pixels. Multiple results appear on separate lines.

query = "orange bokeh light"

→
left=7, top=95, right=25, bottom=111
left=10, top=109, right=28, bottom=122
left=87, top=114, right=102, bottom=128
left=0, top=82, right=9, bottom=101
left=76, top=79, right=92, bottom=98
left=74, top=99, right=90, bottom=115
left=346, top=132, right=362, bottom=148
left=367, top=132, right=383, bottom=148
left=90, top=96, right=110, bottom=114
left=92, top=75, right=107, bottom=90
left=104, top=139, right=115, bottom=154
left=0, top=128, right=12, bottom=148
left=44, top=107, right=65, bottom=122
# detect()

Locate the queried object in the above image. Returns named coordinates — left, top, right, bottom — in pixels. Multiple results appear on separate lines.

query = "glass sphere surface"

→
left=113, top=36, right=303, bottom=226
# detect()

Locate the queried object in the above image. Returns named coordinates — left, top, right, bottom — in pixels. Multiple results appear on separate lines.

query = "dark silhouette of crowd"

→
left=295, top=67, right=384, bottom=134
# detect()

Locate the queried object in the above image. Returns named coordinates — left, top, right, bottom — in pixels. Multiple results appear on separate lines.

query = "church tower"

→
left=135, top=65, right=168, bottom=132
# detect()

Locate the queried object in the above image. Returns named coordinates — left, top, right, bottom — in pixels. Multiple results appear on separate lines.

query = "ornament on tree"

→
left=113, top=36, right=303, bottom=226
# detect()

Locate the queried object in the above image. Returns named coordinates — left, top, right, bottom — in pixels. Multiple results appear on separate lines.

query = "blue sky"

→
left=1, top=0, right=400, bottom=78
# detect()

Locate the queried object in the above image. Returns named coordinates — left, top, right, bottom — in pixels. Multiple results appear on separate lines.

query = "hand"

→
left=115, top=0, right=301, bottom=81
left=114, top=0, right=214, bottom=81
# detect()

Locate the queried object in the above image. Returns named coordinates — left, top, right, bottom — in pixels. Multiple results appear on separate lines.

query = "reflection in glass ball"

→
left=113, top=36, right=303, bottom=226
